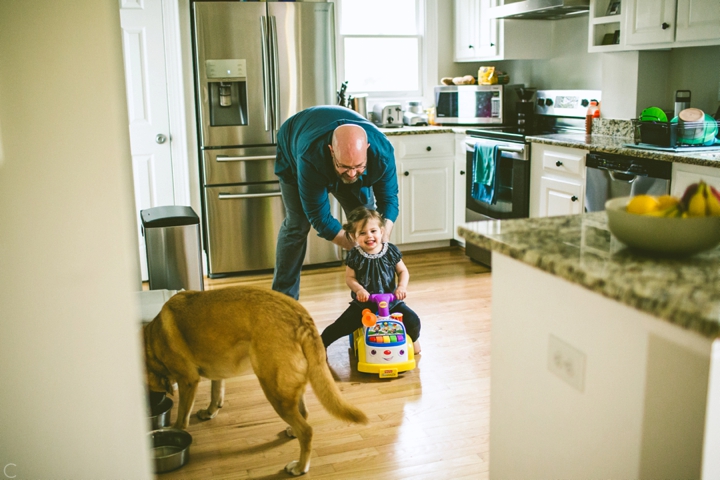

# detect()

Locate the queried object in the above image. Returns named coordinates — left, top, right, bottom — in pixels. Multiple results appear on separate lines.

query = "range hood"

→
left=488, top=0, right=590, bottom=20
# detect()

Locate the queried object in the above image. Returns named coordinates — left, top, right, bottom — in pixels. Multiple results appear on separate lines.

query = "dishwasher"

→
left=584, top=152, right=673, bottom=212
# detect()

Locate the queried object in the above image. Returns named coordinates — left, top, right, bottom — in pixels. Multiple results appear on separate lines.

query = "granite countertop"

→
left=379, top=125, right=462, bottom=136
left=458, top=214, right=720, bottom=339
left=528, top=132, right=720, bottom=169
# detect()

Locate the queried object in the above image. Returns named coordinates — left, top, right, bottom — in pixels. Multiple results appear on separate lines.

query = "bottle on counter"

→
left=585, top=100, right=600, bottom=135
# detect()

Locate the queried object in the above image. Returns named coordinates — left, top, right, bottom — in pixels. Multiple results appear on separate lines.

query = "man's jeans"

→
left=272, top=180, right=374, bottom=300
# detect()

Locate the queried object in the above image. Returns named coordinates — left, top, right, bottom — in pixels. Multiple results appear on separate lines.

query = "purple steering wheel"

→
left=368, top=293, right=396, bottom=318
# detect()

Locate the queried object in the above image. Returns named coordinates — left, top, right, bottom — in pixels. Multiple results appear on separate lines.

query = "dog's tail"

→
left=299, top=317, right=369, bottom=425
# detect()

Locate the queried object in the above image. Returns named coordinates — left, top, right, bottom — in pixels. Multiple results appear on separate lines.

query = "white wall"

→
left=0, top=2, right=152, bottom=478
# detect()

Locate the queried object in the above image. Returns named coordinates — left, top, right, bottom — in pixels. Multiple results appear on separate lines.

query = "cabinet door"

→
left=671, top=162, right=720, bottom=198
left=625, top=0, right=677, bottom=45
left=539, top=176, right=584, bottom=217
left=454, top=0, right=498, bottom=62
left=676, top=0, right=720, bottom=42
left=454, top=134, right=468, bottom=242
left=454, top=0, right=482, bottom=61
left=399, top=158, right=454, bottom=243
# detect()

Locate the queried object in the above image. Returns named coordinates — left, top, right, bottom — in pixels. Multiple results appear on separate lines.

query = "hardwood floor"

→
left=157, top=246, right=491, bottom=479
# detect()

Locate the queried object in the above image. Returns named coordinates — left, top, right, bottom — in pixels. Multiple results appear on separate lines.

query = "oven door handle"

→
left=465, top=141, right=526, bottom=155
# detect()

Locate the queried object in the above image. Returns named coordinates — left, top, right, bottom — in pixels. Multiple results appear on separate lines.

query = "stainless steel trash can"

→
left=141, top=206, right=204, bottom=291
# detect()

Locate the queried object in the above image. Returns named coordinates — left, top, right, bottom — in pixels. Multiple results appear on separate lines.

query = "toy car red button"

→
left=384, top=350, right=391, bottom=355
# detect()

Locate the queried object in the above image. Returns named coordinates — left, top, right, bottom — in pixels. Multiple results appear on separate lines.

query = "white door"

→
left=119, top=0, right=175, bottom=281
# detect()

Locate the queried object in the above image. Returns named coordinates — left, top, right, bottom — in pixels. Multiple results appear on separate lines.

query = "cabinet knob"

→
left=571, top=195, right=578, bottom=202
left=555, top=161, right=563, bottom=167
left=404, top=171, right=409, bottom=176
left=661, top=22, right=670, bottom=30
left=426, top=146, right=432, bottom=151
left=460, top=170, right=466, bottom=175
left=490, top=43, right=495, bottom=47
left=468, top=45, right=474, bottom=49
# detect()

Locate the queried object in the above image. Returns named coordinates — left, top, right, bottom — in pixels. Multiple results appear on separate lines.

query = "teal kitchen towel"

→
left=471, top=143, right=498, bottom=204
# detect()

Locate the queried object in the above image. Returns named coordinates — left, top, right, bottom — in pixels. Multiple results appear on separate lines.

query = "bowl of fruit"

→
left=605, top=181, right=720, bottom=256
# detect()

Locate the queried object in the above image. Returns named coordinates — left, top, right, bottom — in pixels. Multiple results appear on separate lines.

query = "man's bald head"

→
left=329, top=124, right=370, bottom=184
left=331, top=124, right=368, bottom=161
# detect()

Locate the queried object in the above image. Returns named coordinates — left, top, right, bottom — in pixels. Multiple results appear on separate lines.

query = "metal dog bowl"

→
left=149, top=428, right=192, bottom=473
left=149, top=396, right=173, bottom=430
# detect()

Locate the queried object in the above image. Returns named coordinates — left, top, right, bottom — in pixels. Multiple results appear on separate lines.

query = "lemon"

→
left=657, top=194, right=680, bottom=210
left=626, top=194, right=661, bottom=214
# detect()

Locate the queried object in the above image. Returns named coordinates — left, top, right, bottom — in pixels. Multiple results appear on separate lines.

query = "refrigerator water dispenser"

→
left=209, top=81, right=248, bottom=126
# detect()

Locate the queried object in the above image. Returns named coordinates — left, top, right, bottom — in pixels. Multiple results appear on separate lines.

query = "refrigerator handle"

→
left=260, top=16, right=271, bottom=132
left=270, top=15, right=280, bottom=132
left=218, top=192, right=282, bottom=200
left=216, top=155, right=276, bottom=162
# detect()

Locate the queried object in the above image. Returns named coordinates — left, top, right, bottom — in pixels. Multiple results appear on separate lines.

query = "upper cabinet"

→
left=608, top=0, right=720, bottom=51
left=455, top=0, right=498, bottom=61
left=588, top=0, right=624, bottom=52
left=454, top=0, right=552, bottom=62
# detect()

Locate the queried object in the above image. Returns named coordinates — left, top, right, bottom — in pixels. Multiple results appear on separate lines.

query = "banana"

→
left=680, top=182, right=701, bottom=210
left=687, top=182, right=708, bottom=217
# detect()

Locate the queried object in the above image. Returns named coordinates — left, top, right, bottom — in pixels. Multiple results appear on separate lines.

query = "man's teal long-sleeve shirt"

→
left=275, top=106, right=399, bottom=241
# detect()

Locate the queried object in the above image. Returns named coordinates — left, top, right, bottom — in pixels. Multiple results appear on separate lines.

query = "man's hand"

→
left=383, top=219, right=394, bottom=242
left=332, top=229, right=356, bottom=250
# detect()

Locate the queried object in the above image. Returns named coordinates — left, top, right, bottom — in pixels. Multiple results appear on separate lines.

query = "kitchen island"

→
left=459, top=214, right=720, bottom=480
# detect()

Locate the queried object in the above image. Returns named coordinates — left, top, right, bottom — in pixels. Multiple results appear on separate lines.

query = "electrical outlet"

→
left=547, top=334, right=586, bottom=392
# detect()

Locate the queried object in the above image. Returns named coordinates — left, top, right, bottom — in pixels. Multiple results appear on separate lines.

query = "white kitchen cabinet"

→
left=389, top=134, right=455, bottom=245
left=530, top=143, right=588, bottom=217
left=454, top=0, right=498, bottom=61
left=676, top=0, right=720, bottom=43
left=454, top=133, right=468, bottom=243
left=453, top=0, right=551, bottom=62
left=624, top=0, right=720, bottom=48
left=588, top=0, right=624, bottom=52
left=671, top=162, right=720, bottom=198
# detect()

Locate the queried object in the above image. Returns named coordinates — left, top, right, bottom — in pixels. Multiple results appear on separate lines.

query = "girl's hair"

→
left=343, top=206, right=385, bottom=240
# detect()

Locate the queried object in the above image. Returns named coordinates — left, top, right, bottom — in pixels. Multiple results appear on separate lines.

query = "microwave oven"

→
left=434, top=84, right=521, bottom=125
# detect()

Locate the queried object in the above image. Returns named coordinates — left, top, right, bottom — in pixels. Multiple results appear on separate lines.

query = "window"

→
left=335, top=0, right=429, bottom=99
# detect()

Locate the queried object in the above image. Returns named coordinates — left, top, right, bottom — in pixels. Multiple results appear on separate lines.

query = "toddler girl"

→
left=321, top=207, right=421, bottom=354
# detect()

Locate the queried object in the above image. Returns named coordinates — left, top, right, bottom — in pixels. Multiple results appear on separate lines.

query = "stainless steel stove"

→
left=463, top=89, right=601, bottom=266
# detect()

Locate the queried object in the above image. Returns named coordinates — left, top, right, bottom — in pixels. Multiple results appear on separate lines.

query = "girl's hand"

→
left=394, top=286, right=407, bottom=300
left=356, top=288, right=370, bottom=302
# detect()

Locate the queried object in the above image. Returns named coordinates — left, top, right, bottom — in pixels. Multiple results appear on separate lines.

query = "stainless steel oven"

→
left=464, top=134, right=530, bottom=266
left=465, top=137, right=530, bottom=220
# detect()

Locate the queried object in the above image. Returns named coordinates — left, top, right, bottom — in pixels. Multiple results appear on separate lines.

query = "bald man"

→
left=273, top=105, right=399, bottom=299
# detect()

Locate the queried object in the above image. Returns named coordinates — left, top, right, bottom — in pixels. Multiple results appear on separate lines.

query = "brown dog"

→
left=143, top=285, right=368, bottom=476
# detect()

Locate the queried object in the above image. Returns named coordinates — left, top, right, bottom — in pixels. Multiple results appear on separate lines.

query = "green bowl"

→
left=639, top=107, right=667, bottom=122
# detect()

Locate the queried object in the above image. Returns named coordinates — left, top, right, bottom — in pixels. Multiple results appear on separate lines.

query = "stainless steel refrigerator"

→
left=192, top=1, right=342, bottom=277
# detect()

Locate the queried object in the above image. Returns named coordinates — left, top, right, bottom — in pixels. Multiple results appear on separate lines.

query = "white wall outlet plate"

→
left=548, top=334, right=586, bottom=392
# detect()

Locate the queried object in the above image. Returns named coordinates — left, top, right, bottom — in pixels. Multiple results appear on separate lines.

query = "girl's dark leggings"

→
left=321, top=300, right=421, bottom=348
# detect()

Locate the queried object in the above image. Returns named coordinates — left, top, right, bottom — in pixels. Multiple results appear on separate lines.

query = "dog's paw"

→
left=196, top=408, right=218, bottom=421
left=285, top=426, right=296, bottom=438
left=284, top=460, right=307, bottom=476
